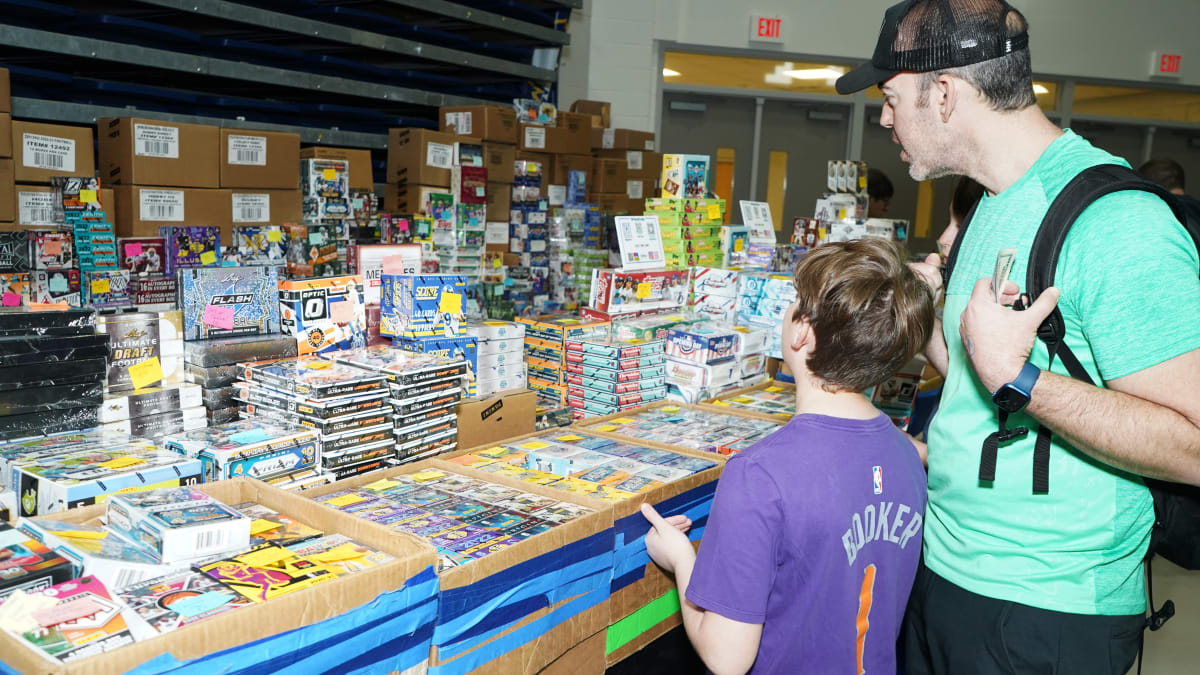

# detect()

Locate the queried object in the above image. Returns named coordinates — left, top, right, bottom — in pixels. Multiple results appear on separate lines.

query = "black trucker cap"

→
left=835, top=0, right=1029, bottom=94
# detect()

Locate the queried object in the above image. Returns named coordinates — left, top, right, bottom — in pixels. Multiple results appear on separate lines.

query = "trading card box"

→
left=0, top=356, right=107, bottom=390
left=178, top=266, right=281, bottom=341
left=117, top=569, right=251, bottom=634
left=170, top=431, right=320, bottom=484
left=12, top=575, right=135, bottom=662
left=285, top=222, right=341, bottom=277
left=0, top=522, right=74, bottom=601
left=664, top=357, right=739, bottom=389
left=30, top=270, right=81, bottom=306
left=118, top=237, right=167, bottom=275
left=99, top=383, right=203, bottom=423
left=198, top=543, right=337, bottom=603
left=565, top=337, right=664, bottom=360
left=379, top=273, right=467, bottom=339
left=323, top=438, right=395, bottom=469
left=98, top=310, right=184, bottom=392
left=0, top=232, right=31, bottom=273
left=106, top=487, right=251, bottom=562
left=30, top=231, right=76, bottom=271
left=0, top=432, right=155, bottom=490
left=350, top=243, right=423, bottom=306
left=0, top=272, right=30, bottom=307
left=579, top=402, right=781, bottom=456
left=278, top=276, right=368, bottom=355
left=183, top=333, right=298, bottom=368
left=233, top=382, right=388, bottom=420
left=83, top=269, right=132, bottom=309
left=14, top=448, right=203, bottom=517
left=207, top=406, right=239, bottom=425
left=393, top=335, right=478, bottom=380
left=565, top=351, right=666, bottom=371
left=516, top=313, right=611, bottom=345
left=98, top=406, right=207, bottom=441
left=184, top=362, right=239, bottom=388
left=163, top=418, right=318, bottom=460
left=232, top=225, right=287, bottom=266
left=389, top=387, right=463, bottom=417
left=201, top=385, right=236, bottom=408
left=394, top=414, right=456, bottom=446
left=240, top=355, right=385, bottom=399
left=566, top=374, right=667, bottom=395
left=0, top=382, right=104, bottom=416
left=241, top=402, right=390, bottom=437
left=18, top=517, right=178, bottom=597
left=393, top=403, right=458, bottom=431
left=465, top=320, right=525, bottom=341
left=588, top=269, right=690, bottom=316
left=160, top=226, right=220, bottom=276
left=301, top=158, right=351, bottom=221
left=665, top=324, right=739, bottom=365
left=387, top=375, right=463, bottom=403
left=130, top=274, right=177, bottom=311
left=326, top=344, right=469, bottom=385
left=564, top=362, right=666, bottom=383
left=0, top=334, right=110, bottom=368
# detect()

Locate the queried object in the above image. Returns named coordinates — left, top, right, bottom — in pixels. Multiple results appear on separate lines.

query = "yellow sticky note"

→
left=555, top=434, right=584, bottom=442
left=661, top=406, right=680, bottom=413
left=305, top=360, right=332, bottom=369
left=323, top=169, right=337, bottom=181
left=325, top=493, right=366, bottom=508
left=636, top=282, right=652, bottom=299
left=520, top=441, right=551, bottom=450
left=362, top=478, right=400, bottom=492
left=267, top=229, right=283, bottom=243
left=732, top=396, right=755, bottom=404
left=238, top=546, right=295, bottom=568
left=55, top=530, right=108, bottom=540
left=98, top=456, right=146, bottom=470
left=128, top=357, right=164, bottom=391
left=818, top=227, right=827, bottom=240
left=90, top=278, right=110, bottom=295
left=315, top=544, right=367, bottom=563
left=594, top=425, right=619, bottom=432
left=613, top=418, right=635, bottom=424
left=707, top=204, right=721, bottom=220
left=199, top=250, right=217, bottom=265
left=765, top=386, right=784, bottom=393
left=484, top=321, right=508, bottom=326
left=734, top=239, right=745, bottom=252
left=712, top=400, right=731, bottom=407
left=666, top=315, right=684, bottom=321
left=250, top=519, right=283, bottom=535
left=411, top=470, right=446, bottom=482
left=492, top=257, right=502, bottom=269
left=479, top=447, right=508, bottom=458
left=79, top=189, right=98, bottom=204
left=439, top=291, right=463, bottom=315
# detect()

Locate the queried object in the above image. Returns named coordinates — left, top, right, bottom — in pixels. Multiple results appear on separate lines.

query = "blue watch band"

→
left=1005, top=361, right=1041, bottom=399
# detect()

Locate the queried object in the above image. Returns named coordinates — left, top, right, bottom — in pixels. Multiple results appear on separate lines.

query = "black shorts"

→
left=903, top=563, right=1144, bottom=675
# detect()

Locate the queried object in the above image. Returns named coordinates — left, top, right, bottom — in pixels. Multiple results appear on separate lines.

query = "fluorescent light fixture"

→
left=1033, top=84, right=1050, bottom=94
left=663, top=68, right=681, bottom=77
left=783, top=67, right=846, bottom=80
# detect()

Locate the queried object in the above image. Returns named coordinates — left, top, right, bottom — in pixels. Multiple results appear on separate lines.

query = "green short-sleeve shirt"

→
left=924, top=130, right=1200, bottom=615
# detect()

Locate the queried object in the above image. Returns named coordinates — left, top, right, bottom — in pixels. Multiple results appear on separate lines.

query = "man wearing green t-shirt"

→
left=838, top=1, right=1200, bottom=673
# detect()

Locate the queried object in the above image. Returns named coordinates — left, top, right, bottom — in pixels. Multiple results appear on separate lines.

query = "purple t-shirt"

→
left=687, top=413, right=927, bottom=674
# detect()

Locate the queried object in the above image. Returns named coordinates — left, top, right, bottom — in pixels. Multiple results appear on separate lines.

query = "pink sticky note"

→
left=381, top=254, right=407, bottom=275
left=1, top=292, right=21, bottom=307
left=32, top=596, right=103, bottom=628
left=330, top=300, right=355, bottom=324
left=124, top=242, right=143, bottom=258
left=43, top=238, right=62, bottom=256
left=203, top=304, right=235, bottom=330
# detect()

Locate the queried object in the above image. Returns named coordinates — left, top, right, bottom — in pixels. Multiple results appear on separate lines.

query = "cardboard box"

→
left=519, top=123, right=553, bottom=153
left=0, top=68, right=10, bottom=114
left=387, top=128, right=459, bottom=187
left=12, top=121, right=95, bottom=184
left=15, top=185, right=114, bottom=227
left=3, top=477, right=438, bottom=675
left=300, top=146, right=375, bottom=191
left=0, top=113, right=11, bottom=159
left=302, top=458, right=613, bottom=675
left=224, top=188, right=301, bottom=245
left=597, top=150, right=660, bottom=180
left=482, top=141, right=516, bottom=183
left=0, top=160, right=13, bottom=222
left=591, top=159, right=628, bottom=194
left=539, top=629, right=605, bottom=675
left=219, top=128, right=300, bottom=189
left=569, top=100, right=611, bottom=129
left=556, top=112, right=592, bottom=155
left=98, top=118, right=219, bottom=188
left=589, top=193, right=639, bottom=215
left=385, top=183, right=446, bottom=214
left=113, top=186, right=229, bottom=237
left=590, top=128, right=656, bottom=152
left=456, top=388, right=536, bottom=449
left=440, top=105, right=519, bottom=145
left=550, top=154, right=593, bottom=187
left=486, top=181, right=512, bottom=221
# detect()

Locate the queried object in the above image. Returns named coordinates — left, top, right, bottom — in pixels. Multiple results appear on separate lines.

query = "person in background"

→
left=868, top=167, right=895, bottom=217
left=1137, top=157, right=1200, bottom=223
left=642, top=238, right=934, bottom=674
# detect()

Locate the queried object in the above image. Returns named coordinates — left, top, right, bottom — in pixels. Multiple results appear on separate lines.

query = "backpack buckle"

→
left=998, top=426, right=1030, bottom=443
left=1148, top=599, right=1175, bottom=630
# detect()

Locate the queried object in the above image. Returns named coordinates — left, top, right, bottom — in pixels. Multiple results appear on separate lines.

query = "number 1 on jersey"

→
left=856, top=564, right=877, bottom=675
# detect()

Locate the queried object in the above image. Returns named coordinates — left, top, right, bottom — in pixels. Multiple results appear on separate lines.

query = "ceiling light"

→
left=1033, top=84, right=1049, bottom=94
left=663, top=68, right=680, bottom=77
left=783, top=67, right=846, bottom=80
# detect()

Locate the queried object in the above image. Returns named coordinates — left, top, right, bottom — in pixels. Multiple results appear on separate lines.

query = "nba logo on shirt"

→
left=872, top=466, right=883, bottom=495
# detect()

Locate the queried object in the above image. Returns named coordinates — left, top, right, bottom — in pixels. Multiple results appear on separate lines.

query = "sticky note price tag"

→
left=712, top=400, right=731, bottom=407
left=734, top=239, right=745, bottom=252
left=128, top=357, right=163, bottom=390
left=362, top=478, right=400, bottom=492
left=91, top=278, right=111, bottom=295
left=124, top=243, right=143, bottom=258
left=555, top=434, right=584, bottom=442
left=325, top=493, right=366, bottom=508
left=613, top=418, right=636, bottom=424
left=1, top=293, right=20, bottom=307
left=203, top=304, right=235, bottom=330
left=479, top=447, right=508, bottom=458
left=492, top=257, right=502, bottom=269
left=305, top=360, right=332, bottom=369
left=439, top=291, right=462, bottom=315
left=315, top=544, right=367, bottom=563
left=267, top=229, right=283, bottom=242
left=330, top=299, right=355, bottom=324
left=707, top=204, right=722, bottom=220
left=411, top=470, right=446, bottom=482
left=593, top=425, right=619, bottom=432
left=323, top=169, right=337, bottom=181
left=43, top=238, right=62, bottom=255
left=765, top=386, right=784, bottom=393
left=636, top=282, right=652, bottom=299
left=249, top=519, right=282, bottom=535
left=55, top=529, right=108, bottom=540
left=661, top=405, right=681, bottom=413
left=520, top=441, right=551, bottom=450
left=98, top=456, right=146, bottom=470
left=199, top=250, right=217, bottom=265
left=79, top=189, right=98, bottom=204
left=731, top=396, right=755, bottom=404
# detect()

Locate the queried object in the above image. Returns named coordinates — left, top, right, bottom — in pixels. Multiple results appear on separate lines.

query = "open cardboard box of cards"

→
left=0, top=477, right=438, bottom=675
left=701, top=380, right=797, bottom=422
left=300, top=457, right=614, bottom=675
left=577, top=400, right=783, bottom=456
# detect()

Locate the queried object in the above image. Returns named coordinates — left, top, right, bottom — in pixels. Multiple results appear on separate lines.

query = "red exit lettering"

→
left=1160, top=54, right=1182, bottom=74
left=758, top=17, right=781, bottom=39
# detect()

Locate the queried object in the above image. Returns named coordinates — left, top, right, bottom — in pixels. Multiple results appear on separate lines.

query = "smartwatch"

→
left=992, top=362, right=1040, bottom=413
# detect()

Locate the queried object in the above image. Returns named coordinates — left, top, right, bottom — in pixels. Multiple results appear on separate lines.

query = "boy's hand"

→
left=642, top=503, right=696, bottom=574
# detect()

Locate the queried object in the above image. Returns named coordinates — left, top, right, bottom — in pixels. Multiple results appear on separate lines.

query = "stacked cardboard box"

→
left=563, top=337, right=667, bottom=419
left=465, top=320, right=527, bottom=397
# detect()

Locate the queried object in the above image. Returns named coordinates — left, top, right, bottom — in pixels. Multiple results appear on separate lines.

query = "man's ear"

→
left=937, top=73, right=958, bottom=123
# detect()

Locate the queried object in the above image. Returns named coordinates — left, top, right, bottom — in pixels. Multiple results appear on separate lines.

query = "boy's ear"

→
left=790, top=316, right=815, bottom=354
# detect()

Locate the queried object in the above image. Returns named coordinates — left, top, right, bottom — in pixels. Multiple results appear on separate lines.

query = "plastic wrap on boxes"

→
left=184, top=362, right=241, bottom=388
left=178, top=266, right=281, bottom=340
left=182, top=334, right=298, bottom=368
left=99, top=383, right=203, bottom=423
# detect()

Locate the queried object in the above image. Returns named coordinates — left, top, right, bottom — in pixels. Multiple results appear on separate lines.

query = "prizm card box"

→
left=666, top=324, right=740, bottom=365
left=0, top=522, right=74, bottom=601
left=106, top=487, right=251, bottom=563
left=30, top=270, right=81, bottom=306
left=178, top=266, right=281, bottom=341
left=31, top=231, right=76, bottom=271
left=278, top=276, right=368, bottom=355
left=98, top=310, right=183, bottom=392
left=83, top=270, right=132, bottom=309
left=326, top=345, right=469, bottom=385
left=232, top=225, right=287, bottom=266
left=241, top=356, right=386, bottom=398
left=98, top=383, right=203, bottom=423
left=233, top=382, right=387, bottom=419
left=160, top=226, right=220, bottom=276
left=0, top=232, right=31, bottom=272
left=13, top=449, right=203, bottom=517
left=162, top=420, right=321, bottom=482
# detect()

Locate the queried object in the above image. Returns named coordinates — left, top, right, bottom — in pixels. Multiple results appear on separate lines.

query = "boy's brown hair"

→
left=791, top=238, right=934, bottom=392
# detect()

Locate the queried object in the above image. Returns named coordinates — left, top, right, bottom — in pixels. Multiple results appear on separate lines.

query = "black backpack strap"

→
left=940, top=200, right=979, bottom=290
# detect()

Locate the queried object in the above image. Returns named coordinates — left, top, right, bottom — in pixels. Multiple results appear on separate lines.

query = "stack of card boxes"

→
left=563, top=337, right=667, bottom=419
left=516, top=314, right=611, bottom=407
left=53, top=177, right=118, bottom=274
left=511, top=160, right=550, bottom=308
left=301, top=158, right=352, bottom=269
left=464, top=321, right=527, bottom=397
left=447, top=165, right=487, bottom=279
left=664, top=322, right=742, bottom=404
left=234, top=356, right=391, bottom=483
left=278, top=276, right=368, bottom=355
left=0, top=307, right=109, bottom=440
left=644, top=197, right=726, bottom=269
left=325, top=346, right=467, bottom=463
left=736, top=273, right=798, bottom=358
left=183, top=334, right=299, bottom=426
left=381, top=273, right=478, bottom=396
left=732, top=325, right=769, bottom=387
left=690, top=267, right=740, bottom=323
left=285, top=222, right=345, bottom=277
left=584, top=405, right=781, bottom=455
left=546, top=215, right=577, bottom=310
left=427, top=192, right=455, bottom=273
left=105, top=486, right=252, bottom=563
left=572, top=248, right=609, bottom=305
left=160, top=226, right=221, bottom=277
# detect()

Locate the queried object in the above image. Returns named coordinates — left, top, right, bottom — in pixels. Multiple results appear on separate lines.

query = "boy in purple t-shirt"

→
left=643, top=238, right=935, bottom=674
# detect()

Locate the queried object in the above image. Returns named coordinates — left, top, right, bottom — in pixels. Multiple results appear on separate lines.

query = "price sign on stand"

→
left=739, top=201, right=778, bottom=245
left=614, top=215, right=667, bottom=271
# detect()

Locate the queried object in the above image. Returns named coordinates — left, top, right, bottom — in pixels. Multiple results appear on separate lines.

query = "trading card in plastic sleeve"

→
left=117, top=570, right=250, bottom=634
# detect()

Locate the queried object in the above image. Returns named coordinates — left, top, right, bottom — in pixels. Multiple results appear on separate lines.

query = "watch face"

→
left=993, top=386, right=1029, bottom=413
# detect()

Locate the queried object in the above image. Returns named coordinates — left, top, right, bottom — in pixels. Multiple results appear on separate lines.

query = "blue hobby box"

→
left=380, top=273, right=467, bottom=339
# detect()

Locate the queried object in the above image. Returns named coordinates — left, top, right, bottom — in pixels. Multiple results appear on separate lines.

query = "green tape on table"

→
left=605, top=588, right=682, bottom=656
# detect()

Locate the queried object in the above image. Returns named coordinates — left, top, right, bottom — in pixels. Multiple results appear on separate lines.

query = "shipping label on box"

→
left=179, top=266, right=282, bottom=340
left=279, top=276, right=368, bottom=354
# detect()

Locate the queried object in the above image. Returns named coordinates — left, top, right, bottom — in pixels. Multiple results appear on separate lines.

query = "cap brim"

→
left=835, top=62, right=897, bottom=95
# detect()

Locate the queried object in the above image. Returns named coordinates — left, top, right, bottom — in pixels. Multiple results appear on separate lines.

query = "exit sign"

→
left=749, top=14, right=784, bottom=44
left=1151, top=51, right=1183, bottom=78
